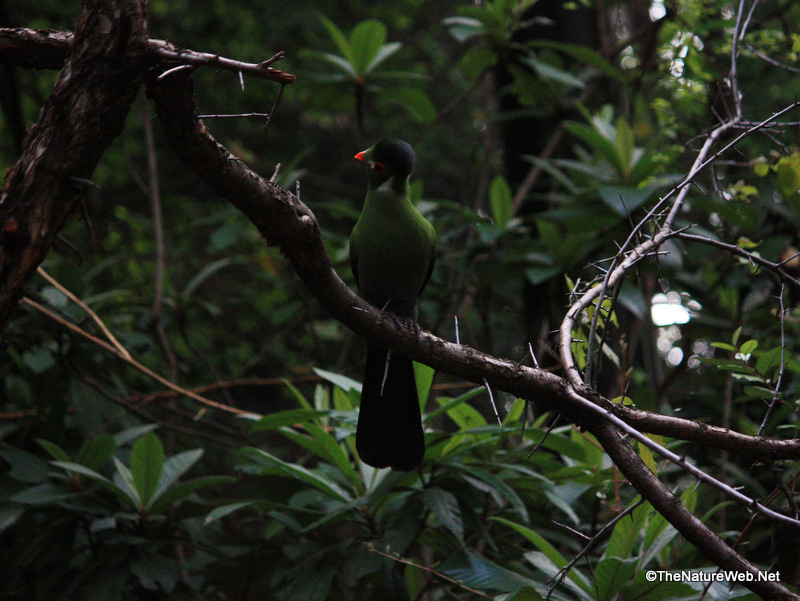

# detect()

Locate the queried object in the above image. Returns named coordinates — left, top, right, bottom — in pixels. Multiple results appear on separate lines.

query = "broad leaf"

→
left=150, top=448, right=204, bottom=506
left=594, top=557, right=637, bottom=601
left=349, top=19, right=388, bottom=75
left=247, top=448, right=352, bottom=503
left=422, top=487, right=464, bottom=541
left=130, top=432, right=164, bottom=510
left=77, top=435, right=117, bottom=471
left=317, top=14, right=353, bottom=65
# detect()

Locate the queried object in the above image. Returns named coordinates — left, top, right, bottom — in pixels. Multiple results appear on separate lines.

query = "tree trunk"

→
left=0, top=0, right=147, bottom=333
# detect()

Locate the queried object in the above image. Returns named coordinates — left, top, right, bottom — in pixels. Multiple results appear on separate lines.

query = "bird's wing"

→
left=419, top=250, right=435, bottom=297
left=350, top=241, right=360, bottom=289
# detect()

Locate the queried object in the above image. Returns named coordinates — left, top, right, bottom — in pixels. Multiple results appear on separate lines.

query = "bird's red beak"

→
left=354, top=151, right=366, bottom=163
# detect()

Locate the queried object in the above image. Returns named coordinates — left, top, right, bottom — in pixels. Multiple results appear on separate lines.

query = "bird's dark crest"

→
left=373, top=138, right=416, bottom=177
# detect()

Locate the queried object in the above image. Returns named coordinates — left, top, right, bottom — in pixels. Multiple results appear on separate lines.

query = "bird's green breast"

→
left=351, top=188, right=436, bottom=315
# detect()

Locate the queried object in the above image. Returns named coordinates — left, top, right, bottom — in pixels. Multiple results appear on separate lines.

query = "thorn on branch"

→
left=68, top=176, right=100, bottom=189
left=157, top=64, right=195, bottom=80
left=269, top=163, right=281, bottom=183
left=483, top=378, right=502, bottom=426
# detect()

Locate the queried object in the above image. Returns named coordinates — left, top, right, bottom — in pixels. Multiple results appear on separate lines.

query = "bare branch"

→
left=0, top=27, right=296, bottom=84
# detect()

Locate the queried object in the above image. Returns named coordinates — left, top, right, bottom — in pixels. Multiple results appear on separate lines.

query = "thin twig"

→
left=365, top=542, right=493, bottom=599
left=757, top=283, right=787, bottom=436
left=198, top=112, right=272, bottom=119
left=21, top=296, right=256, bottom=417
left=36, top=267, right=131, bottom=360
left=547, top=499, right=646, bottom=595
left=143, top=100, right=179, bottom=382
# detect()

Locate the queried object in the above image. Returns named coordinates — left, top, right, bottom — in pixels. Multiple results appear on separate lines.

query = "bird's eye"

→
left=373, top=162, right=386, bottom=173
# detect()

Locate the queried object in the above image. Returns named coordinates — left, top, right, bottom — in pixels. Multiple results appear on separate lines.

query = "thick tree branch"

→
left=596, top=420, right=796, bottom=601
left=0, top=27, right=295, bottom=84
left=0, top=0, right=148, bottom=331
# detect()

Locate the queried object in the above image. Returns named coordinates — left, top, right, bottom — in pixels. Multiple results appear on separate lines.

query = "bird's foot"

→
left=385, top=311, right=421, bottom=341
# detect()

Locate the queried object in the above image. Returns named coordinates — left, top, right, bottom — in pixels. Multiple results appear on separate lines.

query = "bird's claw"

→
left=385, top=311, right=421, bottom=341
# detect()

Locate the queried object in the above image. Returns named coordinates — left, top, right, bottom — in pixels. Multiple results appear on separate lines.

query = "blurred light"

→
left=666, top=347, right=684, bottom=366
left=650, top=0, right=666, bottom=20
left=651, top=301, right=691, bottom=326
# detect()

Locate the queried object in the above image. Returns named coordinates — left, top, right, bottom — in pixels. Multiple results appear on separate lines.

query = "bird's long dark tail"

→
left=356, top=343, right=425, bottom=471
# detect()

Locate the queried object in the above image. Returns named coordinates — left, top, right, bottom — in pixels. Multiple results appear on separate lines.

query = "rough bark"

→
left=0, top=0, right=148, bottom=331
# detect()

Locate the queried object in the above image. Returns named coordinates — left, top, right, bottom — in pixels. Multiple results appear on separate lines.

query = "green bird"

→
left=350, top=138, right=437, bottom=471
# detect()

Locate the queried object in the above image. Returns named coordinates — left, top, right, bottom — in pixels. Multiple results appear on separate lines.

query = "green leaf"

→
left=422, top=487, right=463, bottom=541
left=605, top=500, right=648, bottom=560
left=526, top=55, right=585, bottom=89
left=150, top=448, right=204, bottom=506
left=596, top=183, right=656, bottom=216
left=444, top=16, right=484, bottom=42
left=624, top=573, right=696, bottom=601
left=756, top=346, right=782, bottom=379
left=493, top=517, right=567, bottom=568
left=249, top=409, right=329, bottom=432
left=383, top=87, right=436, bottom=122
left=441, top=394, right=488, bottom=430
left=41, top=283, right=73, bottom=305
left=739, top=339, right=758, bottom=356
left=0, top=446, right=51, bottom=483
left=203, top=501, right=261, bottom=525
left=459, top=465, right=529, bottom=522
left=130, top=432, right=164, bottom=510
left=414, top=362, right=436, bottom=411
left=130, top=551, right=178, bottom=594
left=364, top=41, right=402, bottom=75
left=113, top=423, right=159, bottom=447
left=247, top=448, right=352, bottom=503
left=439, top=550, right=535, bottom=594
left=11, top=482, right=79, bottom=505
left=349, top=19, right=388, bottom=75
left=314, top=368, right=362, bottom=393
left=113, top=456, right=141, bottom=508
left=52, top=461, right=136, bottom=505
left=77, top=435, right=117, bottom=471
left=502, top=588, right=547, bottom=601
left=594, top=557, right=637, bottom=601
left=182, top=258, right=234, bottom=299
left=456, top=45, right=498, bottom=78
left=317, top=14, right=353, bottom=65
left=503, top=397, right=526, bottom=427
left=528, top=39, right=624, bottom=82
left=279, top=423, right=361, bottom=486
left=149, top=476, right=235, bottom=514
left=36, top=439, right=70, bottom=462
left=523, top=551, right=593, bottom=596
left=489, top=175, right=513, bottom=228
left=775, top=153, right=800, bottom=196
left=313, top=51, right=359, bottom=79
left=564, top=121, right=625, bottom=177
left=614, top=117, right=634, bottom=176
left=754, top=161, right=770, bottom=177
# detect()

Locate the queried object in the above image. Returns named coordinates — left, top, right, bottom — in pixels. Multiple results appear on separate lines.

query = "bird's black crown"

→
left=373, top=138, right=416, bottom=177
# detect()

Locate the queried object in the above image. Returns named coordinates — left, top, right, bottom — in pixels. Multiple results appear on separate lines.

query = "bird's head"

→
left=355, top=138, right=416, bottom=192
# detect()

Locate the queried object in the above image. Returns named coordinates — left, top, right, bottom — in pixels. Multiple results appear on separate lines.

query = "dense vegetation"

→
left=2, top=0, right=800, bottom=599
